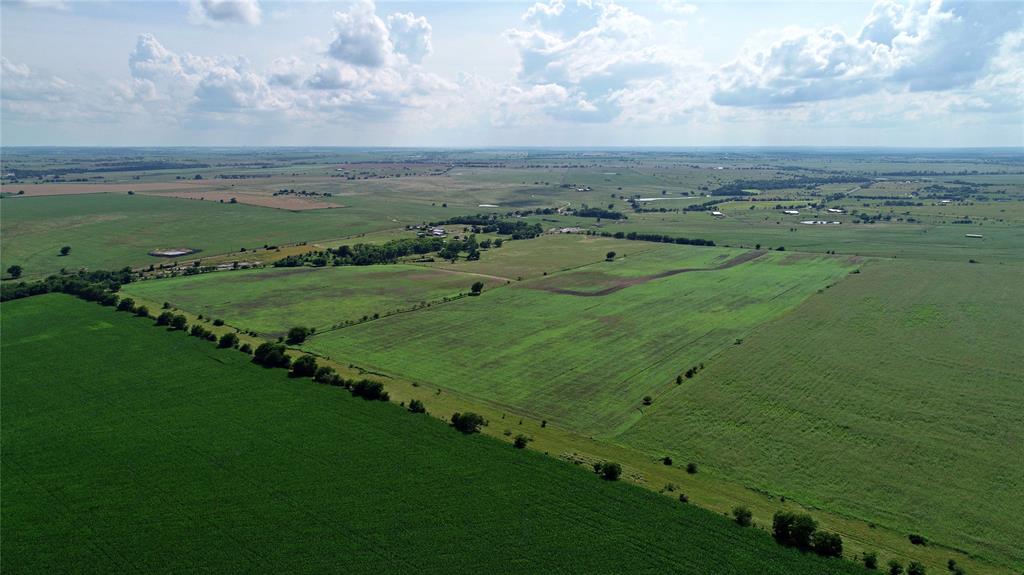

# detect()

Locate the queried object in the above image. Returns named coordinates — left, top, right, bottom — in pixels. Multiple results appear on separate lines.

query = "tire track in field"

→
left=537, top=250, right=767, bottom=297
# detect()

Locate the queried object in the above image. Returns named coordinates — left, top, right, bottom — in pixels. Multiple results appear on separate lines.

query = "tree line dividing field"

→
left=1, top=294, right=866, bottom=574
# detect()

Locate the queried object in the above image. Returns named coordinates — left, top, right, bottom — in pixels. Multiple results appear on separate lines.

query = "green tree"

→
left=450, top=412, right=487, bottom=434
left=732, top=506, right=753, bottom=527
left=155, top=311, right=173, bottom=326
left=313, top=366, right=337, bottom=384
left=599, top=462, right=622, bottom=481
left=812, top=530, right=843, bottom=558
left=907, top=561, right=926, bottom=575
left=470, top=281, right=484, bottom=295
left=170, top=314, right=188, bottom=331
left=286, top=326, right=314, bottom=345
left=218, top=332, right=239, bottom=349
left=59, top=246, right=71, bottom=256
left=863, top=551, right=878, bottom=570
left=116, top=297, right=136, bottom=312
left=408, top=399, right=427, bottom=414
left=6, top=265, right=22, bottom=279
left=135, top=305, right=150, bottom=318
left=513, top=434, right=529, bottom=448
left=888, top=559, right=904, bottom=575
left=291, top=355, right=318, bottom=377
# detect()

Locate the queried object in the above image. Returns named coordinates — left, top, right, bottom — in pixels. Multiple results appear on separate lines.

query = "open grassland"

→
left=422, top=233, right=655, bottom=280
left=617, top=259, right=1024, bottom=570
left=302, top=245, right=857, bottom=437
left=0, top=294, right=865, bottom=575
left=0, top=193, right=452, bottom=278
left=123, top=264, right=507, bottom=337
left=542, top=210, right=1024, bottom=264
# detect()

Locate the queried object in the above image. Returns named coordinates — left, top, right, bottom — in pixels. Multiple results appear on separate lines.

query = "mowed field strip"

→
left=302, top=245, right=858, bottom=436
left=123, top=264, right=509, bottom=337
left=0, top=294, right=865, bottom=575
left=618, top=259, right=1024, bottom=569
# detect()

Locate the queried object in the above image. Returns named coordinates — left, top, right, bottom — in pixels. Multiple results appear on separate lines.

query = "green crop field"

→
left=122, top=264, right=507, bottom=337
left=1, top=294, right=865, bottom=575
left=618, top=259, right=1024, bottom=569
left=302, top=245, right=857, bottom=436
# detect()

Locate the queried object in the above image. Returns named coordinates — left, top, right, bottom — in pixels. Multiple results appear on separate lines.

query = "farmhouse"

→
left=430, top=228, right=447, bottom=237
left=827, top=208, right=845, bottom=213
left=965, top=234, right=983, bottom=238
left=710, top=211, right=725, bottom=217
left=783, top=210, right=800, bottom=215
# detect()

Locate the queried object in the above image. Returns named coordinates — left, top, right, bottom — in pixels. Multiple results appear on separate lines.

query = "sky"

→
left=1, top=0, right=1022, bottom=147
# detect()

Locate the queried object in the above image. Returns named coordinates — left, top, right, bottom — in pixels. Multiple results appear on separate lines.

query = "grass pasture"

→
left=303, top=245, right=857, bottom=437
left=0, top=193, right=452, bottom=278
left=617, top=259, right=1024, bottom=569
left=123, top=264, right=507, bottom=337
left=0, top=294, right=866, bottom=575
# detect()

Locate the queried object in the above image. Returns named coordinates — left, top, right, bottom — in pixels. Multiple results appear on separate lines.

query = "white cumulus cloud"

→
left=188, top=0, right=261, bottom=26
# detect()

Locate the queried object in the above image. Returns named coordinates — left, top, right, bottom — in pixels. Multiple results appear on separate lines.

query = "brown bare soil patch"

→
left=538, top=250, right=767, bottom=297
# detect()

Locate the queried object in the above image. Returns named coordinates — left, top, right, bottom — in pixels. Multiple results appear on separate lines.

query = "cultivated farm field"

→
left=302, top=245, right=858, bottom=436
left=0, top=294, right=865, bottom=575
left=618, top=259, right=1024, bottom=568
left=123, top=264, right=508, bottom=337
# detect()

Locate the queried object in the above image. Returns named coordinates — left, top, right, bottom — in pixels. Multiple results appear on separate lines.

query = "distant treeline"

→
left=1, top=268, right=134, bottom=303
left=430, top=215, right=544, bottom=239
left=573, top=207, right=627, bottom=220
left=274, top=237, right=448, bottom=268
left=589, top=230, right=715, bottom=247
left=6, top=161, right=210, bottom=178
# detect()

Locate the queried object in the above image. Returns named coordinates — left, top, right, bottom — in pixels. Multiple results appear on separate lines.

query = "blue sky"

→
left=1, top=0, right=1021, bottom=146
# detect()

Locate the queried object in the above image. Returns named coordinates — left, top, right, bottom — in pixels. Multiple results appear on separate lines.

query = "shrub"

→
left=239, top=343, right=252, bottom=354
left=605, top=251, right=616, bottom=261
left=116, top=298, right=135, bottom=312
left=253, top=342, right=291, bottom=368
left=595, top=462, right=621, bottom=481
left=513, top=434, right=529, bottom=449
left=135, top=305, right=150, bottom=318
left=155, top=312, right=174, bottom=326
left=732, top=506, right=752, bottom=527
left=812, top=530, right=843, bottom=558
left=642, top=395, right=653, bottom=406
left=313, top=366, right=336, bottom=384
left=170, top=314, right=188, bottom=331
left=888, top=559, right=904, bottom=575
left=863, top=551, right=878, bottom=570
left=907, top=561, right=926, bottom=575
left=450, top=412, right=487, bottom=434
left=286, top=326, right=314, bottom=344
left=908, top=534, right=928, bottom=546
left=772, top=511, right=817, bottom=550
left=678, top=493, right=689, bottom=503
left=470, top=281, right=484, bottom=295
left=291, top=355, right=318, bottom=377
left=686, top=462, right=698, bottom=474
left=351, top=379, right=388, bottom=401
left=212, top=318, right=225, bottom=326
left=218, top=332, right=239, bottom=349
left=662, top=456, right=673, bottom=466
left=408, top=399, right=427, bottom=414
